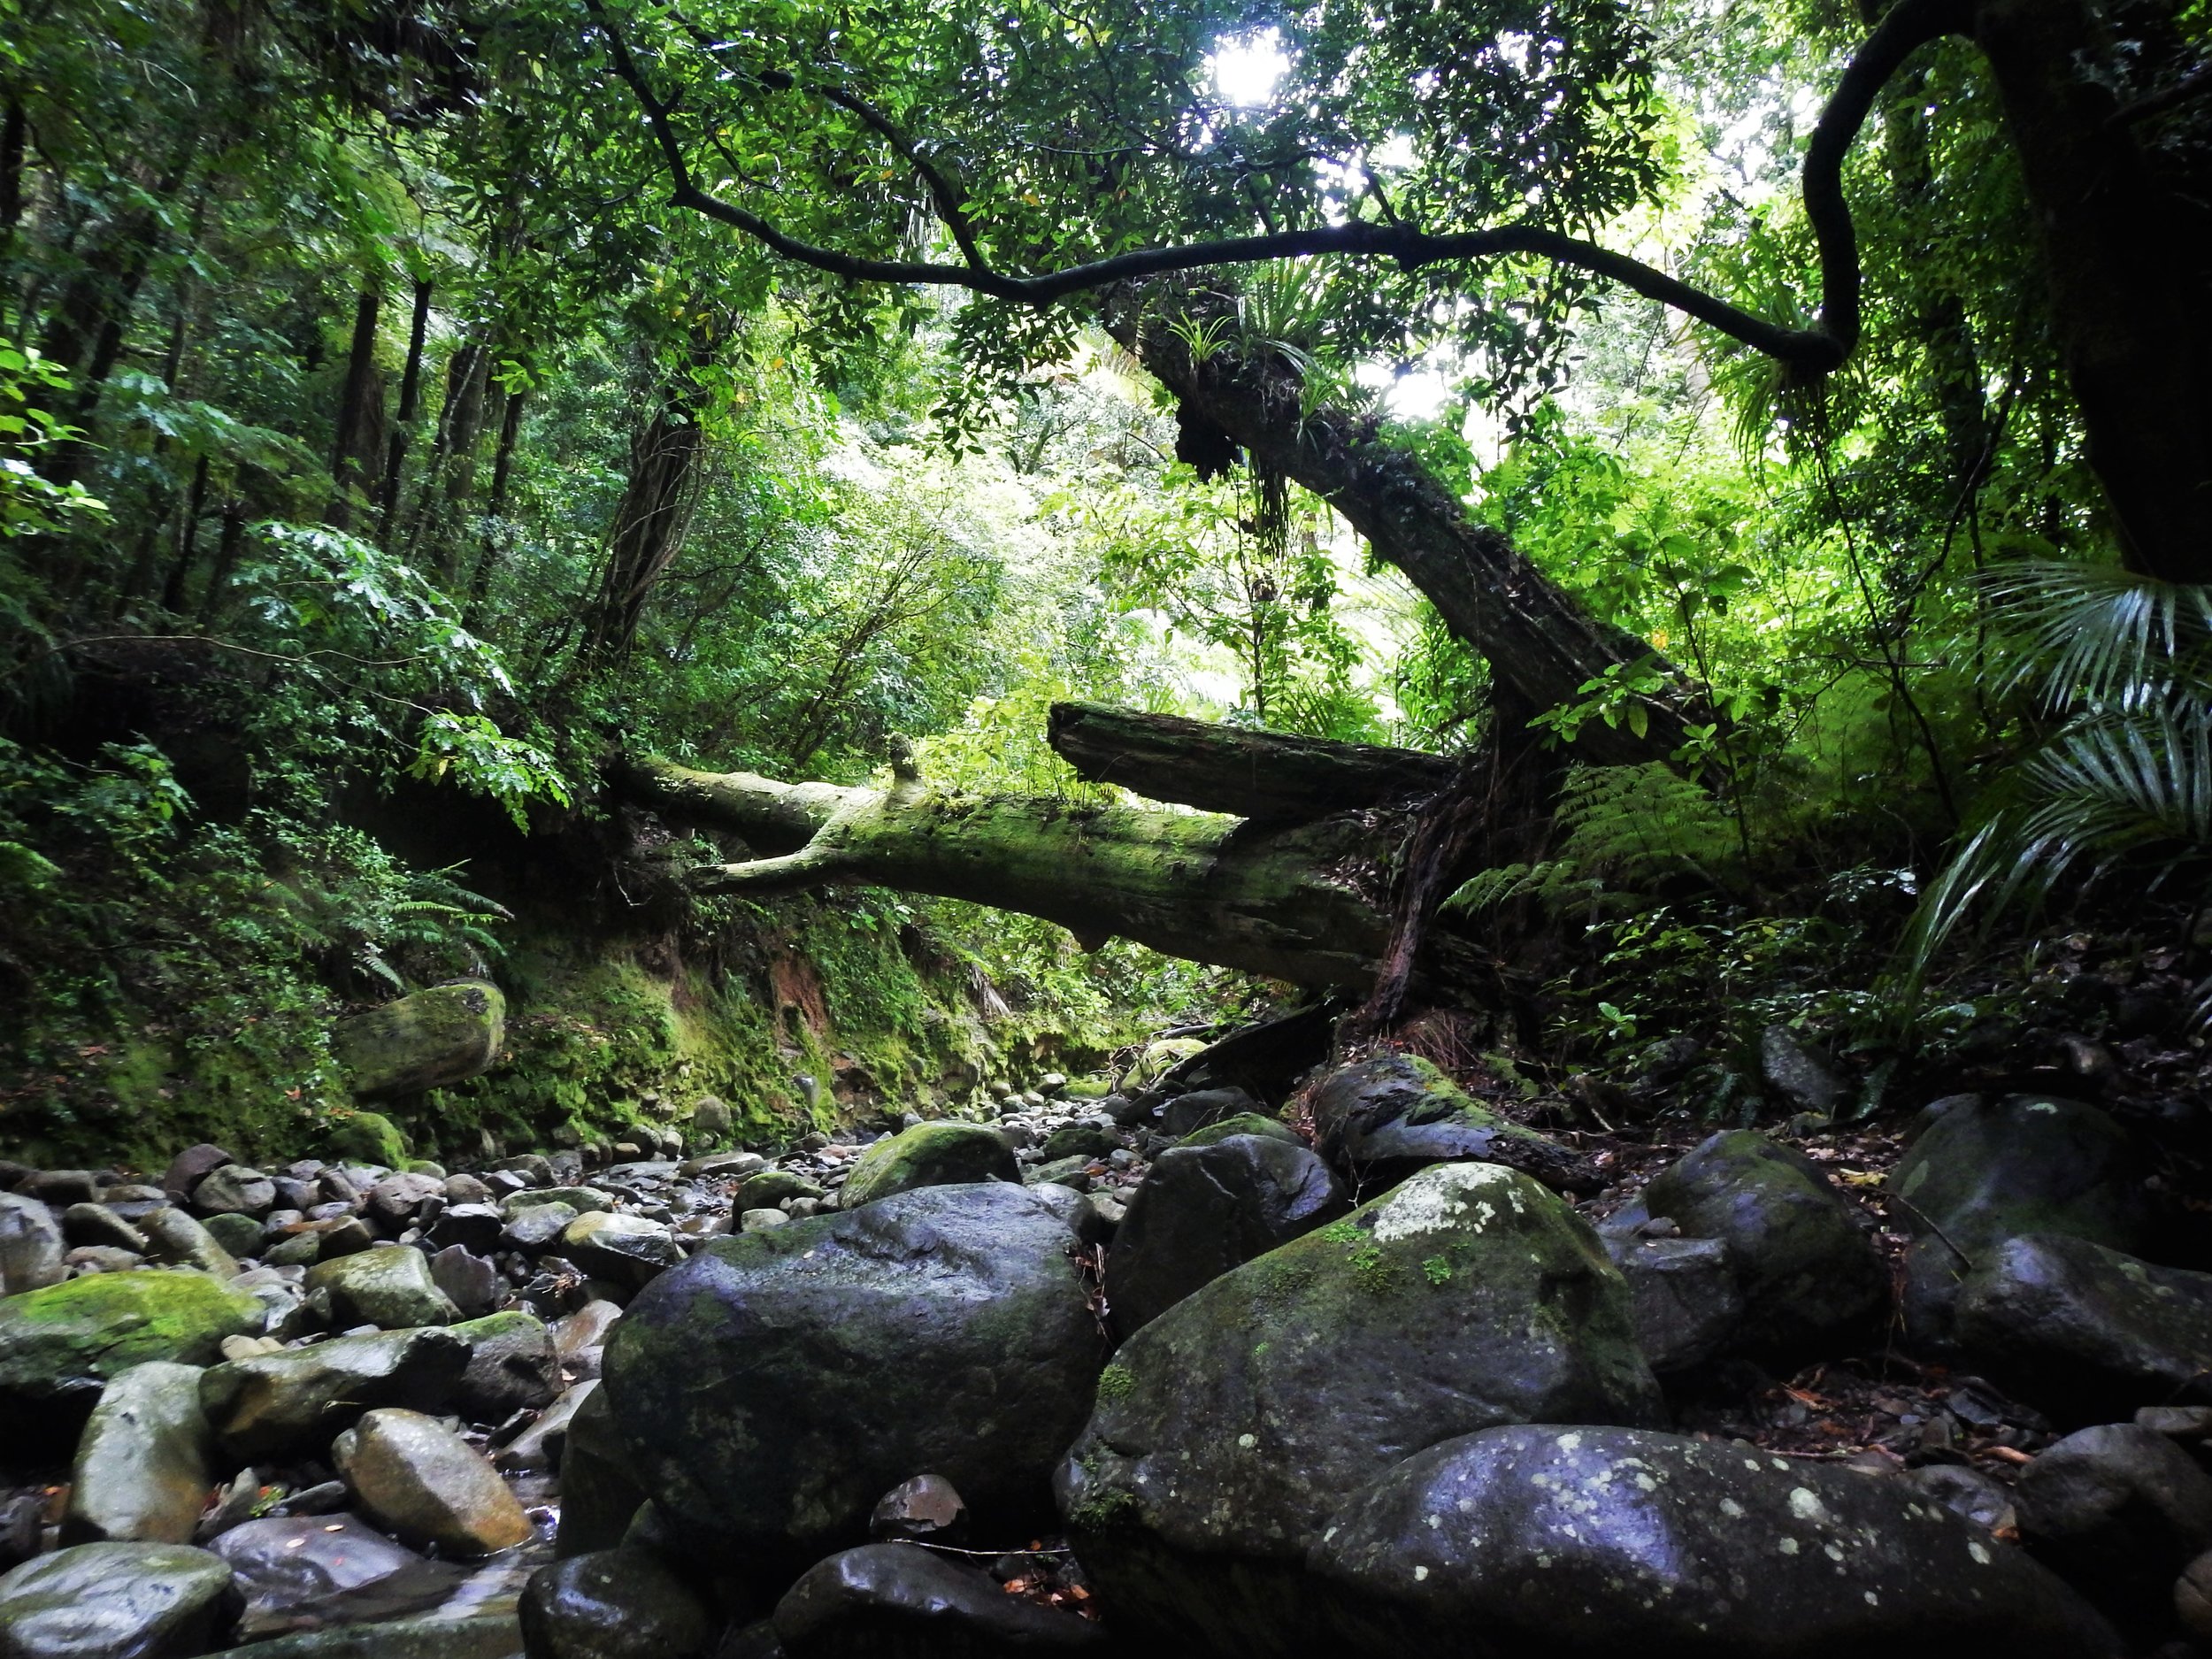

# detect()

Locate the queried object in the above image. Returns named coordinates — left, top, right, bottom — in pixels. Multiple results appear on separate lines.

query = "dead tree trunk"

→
left=1104, top=287, right=1701, bottom=766
left=1047, top=700, right=1457, bottom=819
left=611, top=752, right=1400, bottom=988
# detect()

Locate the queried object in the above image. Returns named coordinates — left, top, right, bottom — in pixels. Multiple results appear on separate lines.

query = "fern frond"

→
left=1555, top=764, right=1744, bottom=891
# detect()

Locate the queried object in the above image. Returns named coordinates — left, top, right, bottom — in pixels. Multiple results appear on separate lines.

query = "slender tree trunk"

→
left=464, top=384, right=526, bottom=618
left=584, top=388, right=703, bottom=663
left=327, top=282, right=385, bottom=530
left=158, top=457, right=212, bottom=614
left=0, top=99, right=23, bottom=261
left=196, top=496, right=247, bottom=624
left=376, top=276, right=434, bottom=541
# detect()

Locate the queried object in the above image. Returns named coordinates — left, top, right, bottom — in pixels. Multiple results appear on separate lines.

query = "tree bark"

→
left=611, top=753, right=1398, bottom=988
left=1047, top=699, right=1458, bottom=818
left=376, top=275, right=434, bottom=540
left=1104, top=288, right=1702, bottom=765
left=327, top=282, right=385, bottom=529
left=585, top=388, right=703, bottom=662
left=1967, top=0, right=2212, bottom=581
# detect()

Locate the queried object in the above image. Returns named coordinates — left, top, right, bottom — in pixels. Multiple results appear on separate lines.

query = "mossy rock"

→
left=1041, top=1122, right=1120, bottom=1162
left=1124, top=1040, right=1206, bottom=1092
left=604, top=1183, right=1100, bottom=1570
left=0, top=1270, right=265, bottom=1403
left=1179, top=1113, right=1300, bottom=1149
left=334, top=980, right=506, bottom=1101
left=322, top=1110, right=409, bottom=1169
left=1055, top=1163, right=1663, bottom=1650
left=1640, top=1129, right=1887, bottom=1358
left=837, top=1123, right=1018, bottom=1210
left=1309, top=1054, right=1592, bottom=1194
left=1889, top=1094, right=2153, bottom=1349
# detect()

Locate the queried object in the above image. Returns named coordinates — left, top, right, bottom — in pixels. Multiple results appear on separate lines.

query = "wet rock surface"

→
left=1310, top=1425, right=2122, bottom=1659
left=1057, top=1163, right=1663, bottom=1643
left=1102, top=1134, right=1345, bottom=1336
left=772, top=1543, right=1107, bottom=1655
left=607, top=1181, right=1102, bottom=1568
left=4, top=1035, right=2211, bottom=1659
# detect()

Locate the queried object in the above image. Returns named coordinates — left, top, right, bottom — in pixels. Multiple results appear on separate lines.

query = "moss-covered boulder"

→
left=1179, top=1113, right=1300, bottom=1148
left=1889, top=1094, right=2153, bottom=1349
left=835, top=1122, right=1017, bottom=1210
left=604, top=1182, right=1102, bottom=1573
left=200, top=1326, right=471, bottom=1458
left=1308, top=1425, right=2121, bottom=1659
left=1633, top=1129, right=1887, bottom=1359
left=1308, top=1054, right=1594, bottom=1194
left=334, top=980, right=506, bottom=1101
left=307, top=1247, right=460, bottom=1329
left=321, top=1110, right=409, bottom=1168
left=450, top=1311, right=559, bottom=1421
left=0, top=1269, right=264, bottom=1404
left=1055, top=1162, right=1663, bottom=1651
left=1956, top=1233, right=2212, bottom=1425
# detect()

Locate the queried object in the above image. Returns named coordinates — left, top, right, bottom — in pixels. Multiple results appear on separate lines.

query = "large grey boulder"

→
left=1955, top=1233, right=2212, bottom=1425
left=556, top=1213, right=681, bottom=1291
left=1606, top=1233, right=1745, bottom=1373
left=1307, top=1425, right=2121, bottom=1659
left=200, top=1325, right=471, bottom=1457
left=137, top=1207, right=242, bottom=1277
left=1625, top=1129, right=1886, bottom=1358
left=1307, top=1054, right=1593, bottom=1193
left=334, top=979, right=506, bottom=1100
left=450, top=1311, right=559, bottom=1421
left=0, top=1192, right=65, bottom=1295
left=1888, top=1094, right=2152, bottom=1348
left=62, top=1361, right=213, bottom=1545
left=606, top=1182, right=1101, bottom=1571
left=2017, top=1423, right=2212, bottom=1637
left=1103, top=1135, right=1346, bottom=1336
left=1056, top=1163, right=1663, bottom=1651
left=0, top=1540, right=241, bottom=1658
left=332, top=1408, right=534, bottom=1556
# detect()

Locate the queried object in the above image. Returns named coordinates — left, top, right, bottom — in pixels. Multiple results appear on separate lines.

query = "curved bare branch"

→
left=586, top=0, right=1972, bottom=376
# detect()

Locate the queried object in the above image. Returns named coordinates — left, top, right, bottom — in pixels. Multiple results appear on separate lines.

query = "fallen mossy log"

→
left=1045, top=700, right=1458, bottom=820
left=611, top=754, right=1402, bottom=987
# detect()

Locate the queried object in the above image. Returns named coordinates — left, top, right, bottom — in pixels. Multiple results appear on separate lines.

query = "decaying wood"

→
left=611, top=753, right=1402, bottom=988
left=1046, top=700, right=1459, bottom=819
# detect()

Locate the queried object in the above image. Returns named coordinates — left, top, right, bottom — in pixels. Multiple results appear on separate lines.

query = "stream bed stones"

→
left=605, top=1181, right=1104, bottom=1570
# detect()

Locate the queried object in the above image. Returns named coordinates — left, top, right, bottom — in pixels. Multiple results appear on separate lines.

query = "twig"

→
left=1886, top=1192, right=1977, bottom=1271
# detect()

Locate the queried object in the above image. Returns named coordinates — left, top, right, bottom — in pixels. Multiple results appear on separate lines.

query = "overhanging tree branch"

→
left=587, top=0, right=1974, bottom=377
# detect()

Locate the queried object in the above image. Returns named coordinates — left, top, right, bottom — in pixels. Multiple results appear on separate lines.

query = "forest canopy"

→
left=0, top=0, right=2208, bottom=1146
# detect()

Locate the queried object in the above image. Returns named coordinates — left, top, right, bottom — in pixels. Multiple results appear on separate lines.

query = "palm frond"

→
left=1982, top=562, right=2212, bottom=711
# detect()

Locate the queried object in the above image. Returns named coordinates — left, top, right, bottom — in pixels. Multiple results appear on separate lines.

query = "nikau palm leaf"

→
left=1896, top=565, right=2212, bottom=1028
